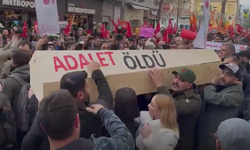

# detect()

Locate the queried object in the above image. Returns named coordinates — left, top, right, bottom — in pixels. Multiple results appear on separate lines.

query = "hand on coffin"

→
left=87, top=61, right=101, bottom=74
left=149, top=68, right=163, bottom=87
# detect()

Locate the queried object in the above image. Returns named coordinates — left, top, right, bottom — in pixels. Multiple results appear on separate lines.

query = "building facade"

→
left=0, top=0, right=123, bottom=30
left=124, top=0, right=159, bottom=28
left=195, top=0, right=238, bottom=22
left=102, top=0, right=122, bottom=30
left=0, top=0, right=67, bottom=21
left=161, top=0, right=193, bottom=29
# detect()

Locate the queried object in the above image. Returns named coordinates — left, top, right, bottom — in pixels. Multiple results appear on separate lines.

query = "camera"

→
left=48, top=36, right=54, bottom=42
left=115, top=25, right=125, bottom=41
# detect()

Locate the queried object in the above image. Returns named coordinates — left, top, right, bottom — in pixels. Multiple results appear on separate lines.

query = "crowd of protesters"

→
left=0, top=22, right=249, bottom=150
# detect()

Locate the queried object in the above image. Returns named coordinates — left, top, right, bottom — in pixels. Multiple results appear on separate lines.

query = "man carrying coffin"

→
left=149, top=68, right=202, bottom=150
left=197, top=63, right=244, bottom=150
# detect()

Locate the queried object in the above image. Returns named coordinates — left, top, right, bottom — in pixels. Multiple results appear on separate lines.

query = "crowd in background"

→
left=0, top=23, right=249, bottom=150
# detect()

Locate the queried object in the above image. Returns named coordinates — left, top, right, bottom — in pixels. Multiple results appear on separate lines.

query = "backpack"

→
left=8, top=74, right=33, bottom=132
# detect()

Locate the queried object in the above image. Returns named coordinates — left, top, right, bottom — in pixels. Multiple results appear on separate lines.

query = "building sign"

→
left=67, top=3, right=95, bottom=14
left=2, top=0, right=35, bottom=8
left=162, top=2, right=171, bottom=11
left=150, top=10, right=157, bottom=16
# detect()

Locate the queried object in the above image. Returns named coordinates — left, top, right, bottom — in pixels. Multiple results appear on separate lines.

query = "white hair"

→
left=175, top=37, right=183, bottom=41
left=144, top=42, right=155, bottom=50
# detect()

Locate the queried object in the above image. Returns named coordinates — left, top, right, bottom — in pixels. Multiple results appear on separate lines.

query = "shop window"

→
left=184, top=25, right=189, bottom=29
left=201, top=5, right=213, bottom=11
left=180, top=24, right=184, bottom=29
left=103, top=22, right=108, bottom=30
left=130, top=19, right=140, bottom=29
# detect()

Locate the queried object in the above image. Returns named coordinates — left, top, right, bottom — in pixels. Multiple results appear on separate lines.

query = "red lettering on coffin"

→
left=96, top=52, right=108, bottom=66
left=64, top=55, right=78, bottom=70
left=79, top=54, right=90, bottom=69
left=53, top=56, right=68, bottom=72
left=104, top=51, right=116, bottom=65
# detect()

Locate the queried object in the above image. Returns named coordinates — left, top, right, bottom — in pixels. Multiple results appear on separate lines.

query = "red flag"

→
left=126, top=21, right=132, bottom=37
left=111, top=20, right=118, bottom=33
left=172, top=24, right=177, bottom=34
left=64, top=21, right=72, bottom=36
left=218, top=17, right=222, bottom=28
left=34, top=21, right=39, bottom=34
left=20, top=21, right=27, bottom=38
left=106, top=30, right=110, bottom=38
left=166, top=20, right=173, bottom=35
left=236, top=24, right=243, bottom=33
left=118, top=20, right=128, bottom=29
left=154, top=21, right=160, bottom=34
left=245, top=28, right=249, bottom=38
left=141, top=20, right=147, bottom=28
left=100, top=23, right=107, bottom=38
left=229, top=25, right=234, bottom=38
left=163, top=29, right=171, bottom=43
left=191, top=25, right=196, bottom=32
left=163, top=20, right=173, bottom=42
left=117, top=17, right=120, bottom=24
left=87, top=30, right=92, bottom=34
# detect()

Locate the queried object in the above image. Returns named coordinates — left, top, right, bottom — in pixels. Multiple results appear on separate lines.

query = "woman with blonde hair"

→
left=136, top=94, right=179, bottom=150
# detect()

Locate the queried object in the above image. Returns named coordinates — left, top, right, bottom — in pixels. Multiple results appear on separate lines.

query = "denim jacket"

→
left=92, top=108, right=135, bottom=150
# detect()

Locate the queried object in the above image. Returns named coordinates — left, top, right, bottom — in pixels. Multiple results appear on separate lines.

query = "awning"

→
left=130, top=4, right=149, bottom=10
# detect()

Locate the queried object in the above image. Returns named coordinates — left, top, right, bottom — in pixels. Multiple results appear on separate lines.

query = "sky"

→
left=240, top=0, right=249, bottom=6
left=240, top=0, right=250, bottom=10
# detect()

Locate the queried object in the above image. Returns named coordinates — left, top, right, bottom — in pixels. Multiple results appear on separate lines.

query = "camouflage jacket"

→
left=92, top=108, right=135, bottom=150
left=0, top=93, right=16, bottom=144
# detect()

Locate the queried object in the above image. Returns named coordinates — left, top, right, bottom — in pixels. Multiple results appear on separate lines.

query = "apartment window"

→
left=201, top=5, right=213, bottom=11
left=184, top=25, right=189, bottom=29
left=200, top=5, right=204, bottom=11
left=130, top=20, right=140, bottom=29
left=180, top=16, right=189, bottom=20
left=180, top=25, right=184, bottom=29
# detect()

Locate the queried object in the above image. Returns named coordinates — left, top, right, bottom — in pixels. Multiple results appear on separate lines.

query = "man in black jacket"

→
left=22, top=61, right=113, bottom=150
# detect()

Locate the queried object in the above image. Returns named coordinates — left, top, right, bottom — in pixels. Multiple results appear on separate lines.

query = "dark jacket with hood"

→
left=0, top=93, right=16, bottom=146
left=2, top=64, right=30, bottom=121
left=22, top=70, right=114, bottom=150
